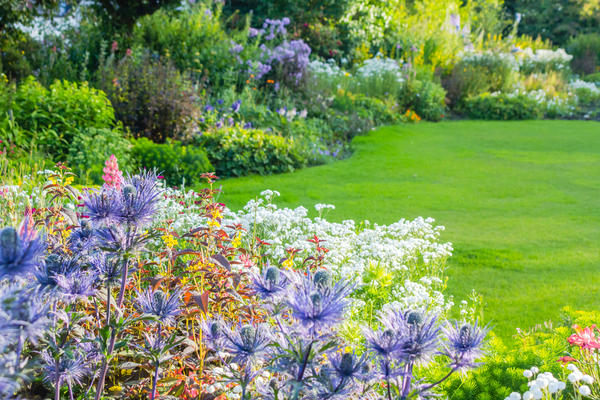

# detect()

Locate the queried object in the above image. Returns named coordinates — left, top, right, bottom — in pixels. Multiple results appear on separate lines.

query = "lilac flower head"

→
left=41, top=349, right=88, bottom=388
left=83, top=188, right=121, bottom=226
left=200, top=316, right=223, bottom=346
left=91, top=253, right=122, bottom=286
left=329, top=351, right=370, bottom=382
left=248, top=27, right=262, bottom=38
left=221, top=323, right=270, bottom=363
left=118, top=170, right=161, bottom=228
left=252, top=265, right=289, bottom=300
left=286, top=270, right=353, bottom=336
left=0, top=224, right=45, bottom=279
left=56, top=270, right=96, bottom=304
left=231, top=99, right=242, bottom=113
left=136, top=288, right=182, bottom=326
left=35, top=252, right=80, bottom=290
left=382, top=309, right=440, bottom=365
left=443, top=320, right=487, bottom=370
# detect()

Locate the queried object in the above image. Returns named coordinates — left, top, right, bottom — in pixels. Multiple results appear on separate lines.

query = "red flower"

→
left=558, top=356, right=577, bottom=364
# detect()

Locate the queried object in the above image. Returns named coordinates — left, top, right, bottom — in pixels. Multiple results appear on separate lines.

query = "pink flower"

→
left=102, top=155, right=123, bottom=189
left=111, top=41, right=118, bottom=52
left=568, top=325, right=600, bottom=349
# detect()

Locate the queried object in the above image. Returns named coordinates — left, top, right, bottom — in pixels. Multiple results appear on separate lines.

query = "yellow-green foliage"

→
left=436, top=308, right=600, bottom=400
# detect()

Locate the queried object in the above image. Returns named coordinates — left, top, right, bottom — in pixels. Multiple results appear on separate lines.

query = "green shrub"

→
left=583, top=72, right=600, bottom=83
left=567, top=34, right=600, bottom=75
left=198, top=126, right=308, bottom=178
left=131, top=138, right=212, bottom=186
left=132, top=7, right=234, bottom=86
left=459, top=92, right=543, bottom=120
left=444, top=53, right=516, bottom=106
left=97, top=51, right=198, bottom=143
left=1, top=77, right=116, bottom=158
left=399, top=79, right=446, bottom=121
left=67, top=128, right=132, bottom=184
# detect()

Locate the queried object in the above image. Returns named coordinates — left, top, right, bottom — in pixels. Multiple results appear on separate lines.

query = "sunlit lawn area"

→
left=219, top=120, right=600, bottom=339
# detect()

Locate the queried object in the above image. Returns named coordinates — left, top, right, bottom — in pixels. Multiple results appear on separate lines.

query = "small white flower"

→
left=567, top=364, right=579, bottom=372
left=530, top=366, right=539, bottom=374
left=509, top=392, right=522, bottom=400
left=522, top=391, right=534, bottom=400
left=582, top=374, right=594, bottom=384
left=524, top=370, right=534, bottom=378
left=579, top=385, right=592, bottom=397
left=557, top=381, right=566, bottom=391
left=569, top=371, right=583, bottom=383
left=531, top=388, right=543, bottom=400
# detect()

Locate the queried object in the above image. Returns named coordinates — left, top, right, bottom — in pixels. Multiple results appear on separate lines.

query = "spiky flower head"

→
left=221, top=322, right=270, bottom=364
left=136, top=288, right=182, bottom=326
left=252, top=265, right=289, bottom=300
left=83, top=189, right=121, bottom=227
left=200, top=317, right=225, bottom=350
left=68, top=220, right=96, bottom=252
left=41, top=349, right=88, bottom=388
left=55, top=271, right=96, bottom=304
left=443, top=320, right=487, bottom=370
left=0, top=281, right=50, bottom=345
left=118, top=170, right=161, bottom=228
left=286, top=270, right=353, bottom=336
left=329, top=351, right=371, bottom=382
left=383, top=309, right=440, bottom=365
left=35, top=252, right=80, bottom=291
left=91, top=254, right=122, bottom=286
left=0, top=224, right=45, bottom=279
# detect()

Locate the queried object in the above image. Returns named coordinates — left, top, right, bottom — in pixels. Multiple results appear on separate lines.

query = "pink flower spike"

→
left=102, top=155, right=123, bottom=190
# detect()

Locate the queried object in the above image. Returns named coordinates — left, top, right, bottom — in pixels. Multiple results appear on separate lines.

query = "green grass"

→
left=217, top=120, right=600, bottom=339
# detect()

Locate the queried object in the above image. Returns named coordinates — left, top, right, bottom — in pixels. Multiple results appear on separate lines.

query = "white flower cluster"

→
left=308, top=59, right=346, bottom=78
left=570, top=79, right=600, bottom=96
left=519, top=48, right=573, bottom=71
left=460, top=47, right=573, bottom=73
left=356, top=56, right=404, bottom=83
left=507, top=365, right=593, bottom=400
left=489, top=89, right=577, bottom=115
left=227, top=192, right=452, bottom=282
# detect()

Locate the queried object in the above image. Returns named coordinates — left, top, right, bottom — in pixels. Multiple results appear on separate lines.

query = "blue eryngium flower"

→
left=118, top=171, right=161, bottom=228
left=41, top=349, right=88, bottom=389
left=221, top=323, right=270, bottom=364
left=35, top=252, right=80, bottom=291
left=286, top=270, right=353, bottom=336
left=0, top=225, right=45, bottom=279
left=55, top=271, right=97, bottom=304
left=443, top=320, right=487, bottom=370
left=136, top=288, right=182, bottom=326
left=84, top=170, right=161, bottom=229
left=91, top=254, right=122, bottom=286
left=252, top=265, right=289, bottom=300
left=388, top=309, right=440, bottom=364
left=83, top=189, right=121, bottom=226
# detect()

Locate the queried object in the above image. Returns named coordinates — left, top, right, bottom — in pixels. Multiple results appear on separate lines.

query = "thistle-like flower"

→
left=328, top=351, right=371, bottom=383
left=83, top=189, right=121, bottom=227
left=91, top=254, right=122, bottom=286
left=0, top=282, right=50, bottom=345
left=0, top=225, right=45, bottom=279
left=252, top=265, right=289, bottom=300
left=136, top=288, right=182, bottom=326
left=118, top=171, right=161, bottom=228
left=221, top=323, right=271, bottom=364
left=68, top=220, right=96, bottom=252
left=55, top=271, right=97, bottom=304
left=390, top=310, right=440, bottom=365
left=41, top=349, right=89, bottom=389
left=35, top=252, right=81, bottom=291
left=200, top=317, right=225, bottom=350
left=443, top=320, right=487, bottom=370
left=286, top=270, right=353, bottom=336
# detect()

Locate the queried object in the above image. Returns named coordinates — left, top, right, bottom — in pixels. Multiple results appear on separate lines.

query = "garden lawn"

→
left=218, top=120, right=600, bottom=340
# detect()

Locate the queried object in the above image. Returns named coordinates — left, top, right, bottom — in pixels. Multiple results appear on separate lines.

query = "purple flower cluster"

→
left=200, top=264, right=487, bottom=399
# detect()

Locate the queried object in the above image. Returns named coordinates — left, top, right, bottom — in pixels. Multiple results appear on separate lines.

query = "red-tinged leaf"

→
left=192, top=292, right=210, bottom=313
left=211, top=254, right=230, bottom=271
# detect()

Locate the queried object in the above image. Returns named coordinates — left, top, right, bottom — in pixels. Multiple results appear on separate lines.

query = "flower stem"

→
left=150, top=324, right=162, bottom=400
left=15, top=328, right=23, bottom=371
left=94, top=256, right=130, bottom=400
